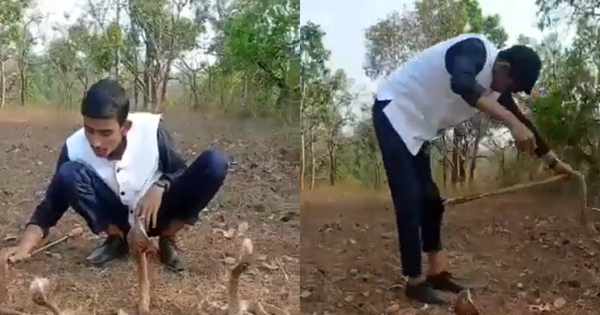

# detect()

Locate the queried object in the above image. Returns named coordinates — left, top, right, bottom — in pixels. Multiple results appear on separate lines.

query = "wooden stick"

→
left=443, top=175, right=568, bottom=206
left=28, top=226, right=84, bottom=258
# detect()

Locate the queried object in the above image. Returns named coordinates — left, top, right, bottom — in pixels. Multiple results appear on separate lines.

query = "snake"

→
left=126, top=221, right=155, bottom=315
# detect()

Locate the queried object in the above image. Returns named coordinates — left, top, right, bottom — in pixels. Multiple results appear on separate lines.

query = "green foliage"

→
left=219, top=0, right=299, bottom=116
left=223, top=0, right=299, bottom=85
left=0, top=0, right=295, bottom=116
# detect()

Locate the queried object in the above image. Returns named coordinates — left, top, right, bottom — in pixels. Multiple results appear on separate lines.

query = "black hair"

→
left=81, top=78, right=130, bottom=125
left=496, top=45, right=541, bottom=95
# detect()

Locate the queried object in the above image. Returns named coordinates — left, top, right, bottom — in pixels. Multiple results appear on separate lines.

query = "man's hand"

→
left=1, top=246, right=30, bottom=264
left=476, top=97, right=536, bottom=154
left=136, top=185, right=165, bottom=230
left=508, top=121, right=536, bottom=154
left=552, top=160, right=575, bottom=177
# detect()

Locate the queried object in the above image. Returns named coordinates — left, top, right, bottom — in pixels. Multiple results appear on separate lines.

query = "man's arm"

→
left=497, top=92, right=555, bottom=162
left=20, top=144, right=71, bottom=251
left=445, top=38, right=523, bottom=128
left=154, top=120, right=187, bottom=190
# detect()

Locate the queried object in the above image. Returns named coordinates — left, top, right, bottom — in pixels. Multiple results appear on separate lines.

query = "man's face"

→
left=83, top=116, right=131, bottom=158
left=491, top=62, right=518, bottom=93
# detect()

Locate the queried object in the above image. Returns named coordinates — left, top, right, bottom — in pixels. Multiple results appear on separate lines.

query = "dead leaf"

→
left=300, top=290, right=312, bottom=299
left=261, top=262, right=279, bottom=270
left=385, top=304, right=399, bottom=313
left=237, top=222, right=249, bottom=236
left=223, top=228, right=236, bottom=239
left=344, top=295, right=354, bottom=303
left=256, top=254, right=268, bottom=261
left=529, top=304, right=551, bottom=311
left=224, top=257, right=236, bottom=264
left=213, top=228, right=236, bottom=239
left=117, top=310, right=129, bottom=315
left=553, top=297, right=566, bottom=308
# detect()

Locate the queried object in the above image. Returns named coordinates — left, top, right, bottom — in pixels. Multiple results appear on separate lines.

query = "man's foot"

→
left=86, top=235, right=129, bottom=266
left=426, top=271, right=465, bottom=293
left=405, top=281, right=447, bottom=305
left=159, top=236, right=186, bottom=272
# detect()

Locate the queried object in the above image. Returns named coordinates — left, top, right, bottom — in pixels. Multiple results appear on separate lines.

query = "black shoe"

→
left=405, top=281, right=446, bottom=305
left=159, top=237, right=186, bottom=272
left=426, top=271, right=465, bottom=293
left=86, top=235, right=129, bottom=266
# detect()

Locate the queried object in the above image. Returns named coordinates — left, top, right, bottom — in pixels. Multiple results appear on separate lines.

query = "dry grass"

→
left=0, top=108, right=300, bottom=314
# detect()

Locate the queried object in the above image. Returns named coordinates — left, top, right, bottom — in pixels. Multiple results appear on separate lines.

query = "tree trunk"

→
left=310, top=128, right=316, bottom=190
left=441, top=135, right=447, bottom=187
left=328, top=143, right=336, bottom=186
left=300, top=127, right=305, bottom=190
left=1, top=61, right=6, bottom=109
left=18, top=60, right=25, bottom=106
left=468, top=119, right=485, bottom=182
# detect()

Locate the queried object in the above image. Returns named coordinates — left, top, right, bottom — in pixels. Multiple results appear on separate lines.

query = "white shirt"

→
left=376, top=33, right=499, bottom=155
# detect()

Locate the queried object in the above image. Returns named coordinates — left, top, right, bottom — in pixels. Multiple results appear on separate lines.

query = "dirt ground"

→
left=0, top=109, right=300, bottom=314
left=301, top=184, right=600, bottom=315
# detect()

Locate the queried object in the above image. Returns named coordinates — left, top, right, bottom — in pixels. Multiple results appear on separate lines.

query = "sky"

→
left=300, top=0, right=545, bottom=95
left=27, top=0, right=213, bottom=67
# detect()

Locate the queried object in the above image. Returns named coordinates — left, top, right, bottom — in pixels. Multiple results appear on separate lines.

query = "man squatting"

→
left=1, top=78, right=230, bottom=272
left=372, top=33, right=575, bottom=304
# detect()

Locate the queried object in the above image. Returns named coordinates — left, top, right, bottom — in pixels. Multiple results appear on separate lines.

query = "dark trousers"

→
left=372, top=100, right=445, bottom=278
left=56, top=149, right=229, bottom=237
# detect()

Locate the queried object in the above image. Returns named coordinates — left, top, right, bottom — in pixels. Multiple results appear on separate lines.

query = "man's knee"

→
left=56, top=161, right=94, bottom=187
left=198, top=149, right=229, bottom=181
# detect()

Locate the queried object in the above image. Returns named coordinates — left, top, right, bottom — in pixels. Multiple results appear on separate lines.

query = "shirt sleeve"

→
left=155, top=119, right=187, bottom=189
left=497, top=92, right=551, bottom=157
left=27, top=143, right=71, bottom=238
left=444, top=37, right=489, bottom=107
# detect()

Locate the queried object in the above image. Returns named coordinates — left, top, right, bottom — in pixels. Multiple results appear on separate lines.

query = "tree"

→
left=223, top=0, right=300, bottom=117
left=300, top=21, right=328, bottom=189
left=364, top=0, right=507, bottom=81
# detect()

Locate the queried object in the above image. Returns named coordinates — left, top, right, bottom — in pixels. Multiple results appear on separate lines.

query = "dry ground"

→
left=301, top=183, right=600, bottom=315
left=0, top=109, right=300, bottom=314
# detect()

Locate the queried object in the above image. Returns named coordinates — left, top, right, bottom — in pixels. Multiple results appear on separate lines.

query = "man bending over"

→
left=372, top=34, right=574, bottom=304
left=1, top=78, right=229, bottom=272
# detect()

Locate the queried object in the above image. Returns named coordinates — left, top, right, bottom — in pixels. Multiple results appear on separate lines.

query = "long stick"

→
left=443, top=175, right=568, bottom=206
left=7, top=226, right=84, bottom=264
left=444, top=172, right=596, bottom=227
